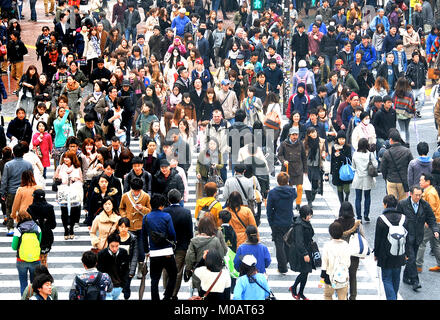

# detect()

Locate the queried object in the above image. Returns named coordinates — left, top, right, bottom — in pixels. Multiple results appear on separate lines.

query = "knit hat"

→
left=32, top=189, right=46, bottom=200
left=349, top=92, right=359, bottom=100
left=297, top=82, right=306, bottom=89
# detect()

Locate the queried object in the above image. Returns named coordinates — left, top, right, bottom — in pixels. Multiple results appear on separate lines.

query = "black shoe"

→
left=416, top=111, right=422, bottom=118
left=402, top=278, right=413, bottom=285
left=364, top=216, right=370, bottom=222
left=412, top=282, right=421, bottom=291
left=296, top=204, right=301, bottom=211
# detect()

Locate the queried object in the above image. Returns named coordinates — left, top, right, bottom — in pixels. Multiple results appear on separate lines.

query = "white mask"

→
left=340, top=70, right=346, bottom=76
left=363, top=119, right=370, bottom=125
left=173, top=51, right=179, bottom=56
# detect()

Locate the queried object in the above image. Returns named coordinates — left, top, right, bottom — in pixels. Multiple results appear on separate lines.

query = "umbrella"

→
left=138, top=258, right=149, bottom=300
left=7, top=64, right=10, bottom=95
left=16, top=89, right=23, bottom=110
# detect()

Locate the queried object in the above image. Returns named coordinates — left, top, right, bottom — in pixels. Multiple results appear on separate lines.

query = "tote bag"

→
left=348, top=228, right=371, bottom=258
left=339, top=157, right=355, bottom=181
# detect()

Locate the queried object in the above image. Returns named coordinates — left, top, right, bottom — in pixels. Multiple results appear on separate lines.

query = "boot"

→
left=337, top=191, right=344, bottom=204
left=344, top=192, right=350, bottom=202
left=137, top=262, right=144, bottom=279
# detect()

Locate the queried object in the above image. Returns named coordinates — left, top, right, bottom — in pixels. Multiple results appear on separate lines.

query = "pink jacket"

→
left=32, top=132, right=53, bottom=167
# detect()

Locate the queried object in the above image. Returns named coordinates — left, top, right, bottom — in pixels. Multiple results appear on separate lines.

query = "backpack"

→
left=330, top=254, right=349, bottom=289
left=379, top=214, right=407, bottom=256
left=197, top=200, right=218, bottom=226
left=75, top=272, right=103, bottom=300
left=17, top=225, right=41, bottom=262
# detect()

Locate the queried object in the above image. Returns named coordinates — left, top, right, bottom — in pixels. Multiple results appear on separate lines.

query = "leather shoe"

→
left=412, top=282, right=421, bottom=291
left=402, top=278, right=412, bottom=285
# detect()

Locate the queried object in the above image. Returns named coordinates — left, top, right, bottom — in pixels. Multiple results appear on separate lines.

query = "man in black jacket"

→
left=397, top=186, right=439, bottom=291
left=376, top=52, right=400, bottom=91
left=381, top=129, right=413, bottom=201
left=174, top=67, right=192, bottom=94
left=320, top=25, right=338, bottom=70
left=162, top=189, right=193, bottom=300
left=372, top=95, right=396, bottom=154
left=97, top=233, right=130, bottom=300
left=123, top=2, right=141, bottom=44
left=148, top=26, right=163, bottom=59
left=7, top=31, right=28, bottom=94
left=291, top=22, right=308, bottom=71
left=405, top=51, right=427, bottom=118
left=374, top=195, right=408, bottom=300
left=152, top=159, right=185, bottom=197
left=77, top=113, right=104, bottom=144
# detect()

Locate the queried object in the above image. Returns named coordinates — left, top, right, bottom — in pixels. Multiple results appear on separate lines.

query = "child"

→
left=346, top=106, right=363, bottom=147
left=219, top=210, right=237, bottom=253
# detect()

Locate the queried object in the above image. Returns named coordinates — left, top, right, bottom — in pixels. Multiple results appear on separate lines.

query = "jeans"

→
left=17, top=260, right=40, bottom=295
left=271, top=225, right=291, bottom=273
left=212, top=0, right=220, bottom=11
left=29, top=0, right=37, bottom=20
left=324, top=55, right=337, bottom=71
left=397, top=118, right=411, bottom=144
left=381, top=267, right=401, bottom=300
left=133, top=229, right=145, bottom=262
left=125, top=27, right=137, bottom=44
left=150, top=255, right=177, bottom=301
left=355, top=189, right=371, bottom=219
left=106, top=286, right=123, bottom=300
left=412, top=87, right=425, bottom=112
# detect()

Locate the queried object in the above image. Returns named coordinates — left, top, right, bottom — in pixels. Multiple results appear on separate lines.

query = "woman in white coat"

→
left=350, top=112, right=376, bottom=152
left=351, top=137, right=378, bottom=222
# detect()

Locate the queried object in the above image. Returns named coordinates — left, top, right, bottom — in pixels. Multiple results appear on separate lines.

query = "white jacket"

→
left=321, top=239, right=351, bottom=281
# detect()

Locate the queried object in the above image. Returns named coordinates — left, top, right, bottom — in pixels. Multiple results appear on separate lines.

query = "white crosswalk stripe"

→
left=0, top=122, right=382, bottom=300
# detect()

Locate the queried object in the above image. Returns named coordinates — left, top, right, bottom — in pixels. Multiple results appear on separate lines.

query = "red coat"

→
left=32, top=132, right=53, bottom=168
left=68, top=0, right=80, bottom=6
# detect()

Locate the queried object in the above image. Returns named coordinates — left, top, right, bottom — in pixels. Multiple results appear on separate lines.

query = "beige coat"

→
left=90, top=211, right=120, bottom=250
left=12, top=185, right=43, bottom=220
left=119, top=191, right=151, bottom=231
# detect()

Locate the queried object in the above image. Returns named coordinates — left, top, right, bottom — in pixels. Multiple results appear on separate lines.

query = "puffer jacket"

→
left=90, top=211, right=120, bottom=250
left=266, top=185, right=297, bottom=228
left=152, top=168, right=185, bottom=197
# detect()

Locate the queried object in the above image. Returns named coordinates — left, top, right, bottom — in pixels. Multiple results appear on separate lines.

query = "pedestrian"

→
left=69, top=250, right=113, bottom=300
left=374, top=195, right=407, bottom=300
left=407, top=142, right=432, bottom=189
left=320, top=221, right=351, bottom=300
left=31, top=121, right=53, bottom=180
left=219, top=210, right=237, bottom=253
left=233, top=254, right=271, bottom=300
left=10, top=169, right=42, bottom=224
left=334, top=201, right=366, bottom=300
left=392, top=77, right=415, bottom=145
left=21, top=264, right=58, bottom=300
left=416, top=174, right=440, bottom=273
left=26, top=189, right=56, bottom=268
left=287, top=205, right=316, bottom=300
left=381, top=129, right=413, bottom=201
left=352, top=138, right=378, bottom=222
left=351, top=112, right=377, bottom=152
left=11, top=211, right=41, bottom=295
left=142, top=193, right=177, bottom=301
left=266, top=172, right=296, bottom=274
left=97, top=233, right=130, bottom=300
left=29, top=274, right=53, bottom=300
left=397, top=185, right=439, bottom=291
left=90, top=196, right=120, bottom=252
left=330, top=130, right=352, bottom=204
left=162, top=189, right=194, bottom=300
left=119, top=177, right=151, bottom=279
left=114, top=217, right=138, bottom=300
left=7, top=31, right=28, bottom=95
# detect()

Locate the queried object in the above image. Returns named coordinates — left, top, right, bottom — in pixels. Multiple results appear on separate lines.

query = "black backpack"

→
left=75, top=272, right=103, bottom=300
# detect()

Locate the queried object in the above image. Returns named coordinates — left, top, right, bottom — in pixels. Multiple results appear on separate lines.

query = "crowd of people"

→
left=0, top=0, right=439, bottom=301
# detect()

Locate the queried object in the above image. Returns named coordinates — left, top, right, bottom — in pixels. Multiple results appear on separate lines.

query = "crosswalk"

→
left=0, top=122, right=382, bottom=300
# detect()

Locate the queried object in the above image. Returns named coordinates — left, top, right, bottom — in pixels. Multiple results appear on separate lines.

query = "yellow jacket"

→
left=423, top=185, right=440, bottom=222
left=195, top=197, right=223, bottom=227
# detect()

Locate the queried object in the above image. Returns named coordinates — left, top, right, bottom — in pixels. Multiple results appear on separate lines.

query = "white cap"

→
left=179, top=8, right=186, bottom=14
left=298, top=60, right=307, bottom=68
left=241, top=254, right=257, bottom=267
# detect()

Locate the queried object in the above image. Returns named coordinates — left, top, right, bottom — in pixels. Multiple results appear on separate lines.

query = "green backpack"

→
left=18, top=228, right=41, bottom=262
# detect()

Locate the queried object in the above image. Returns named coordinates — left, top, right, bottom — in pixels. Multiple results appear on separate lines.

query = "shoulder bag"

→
left=263, top=103, right=281, bottom=130
left=367, top=152, right=378, bottom=177
left=235, top=177, right=256, bottom=215
left=348, top=227, right=371, bottom=258
left=388, top=149, right=409, bottom=192
left=189, top=270, right=223, bottom=300
left=248, top=275, right=276, bottom=300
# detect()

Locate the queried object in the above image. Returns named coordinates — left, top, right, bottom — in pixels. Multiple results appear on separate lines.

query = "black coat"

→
left=162, top=204, right=194, bottom=251
left=396, top=197, right=439, bottom=246
left=288, top=218, right=316, bottom=273
left=27, top=200, right=56, bottom=252
left=374, top=208, right=407, bottom=268
left=6, top=117, right=32, bottom=144
left=291, top=32, right=308, bottom=57
left=86, top=185, right=120, bottom=226
left=88, top=174, right=122, bottom=211
left=330, top=143, right=352, bottom=186
left=372, top=107, right=396, bottom=140
left=152, top=168, right=185, bottom=197
left=380, top=143, right=413, bottom=190
left=97, top=247, right=130, bottom=288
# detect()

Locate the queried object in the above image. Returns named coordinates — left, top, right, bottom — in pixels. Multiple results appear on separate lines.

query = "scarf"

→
left=49, top=50, right=58, bottom=63
left=360, top=121, right=372, bottom=139
left=91, top=35, right=101, bottom=56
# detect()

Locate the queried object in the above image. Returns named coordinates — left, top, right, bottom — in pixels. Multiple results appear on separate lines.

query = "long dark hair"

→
left=394, top=77, right=411, bottom=98
left=263, top=91, right=279, bottom=114
left=227, top=191, right=243, bottom=214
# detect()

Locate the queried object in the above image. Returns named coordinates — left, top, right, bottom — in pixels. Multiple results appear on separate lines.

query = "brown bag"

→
left=188, top=270, right=223, bottom=300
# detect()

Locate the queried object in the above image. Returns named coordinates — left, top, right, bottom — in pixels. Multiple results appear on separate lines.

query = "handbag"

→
left=34, top=145, right=43, bottom=158
left=207, top=167, right=224, bottom=188
left=339, top=157, right=354, bottom=181
left=310, top=241, right=322, bottom=268
left=252, top=176, right=262, bottom=204
left=348, top=227, right=371, bottom=258
left=0, top=45, right=6, bottom=57
left=263, top=104, right=281, bottom=130
left=367, top=152, right=378, bottom=177
left=428, top=68, right=440, bottom=80
left=189, top=270, right=223, bottom=300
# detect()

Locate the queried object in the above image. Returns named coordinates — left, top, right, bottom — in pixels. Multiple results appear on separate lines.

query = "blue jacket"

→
left=0, top=78, right=6, bottom=105
left=263, top=66, right=283, bottom=94
left=426, top=33, right=437, bottom=55
left=369, top=15, right=390, bottom=33
left=171, top=15, right=190, bottom=37
left=308, top=22, right=327, bottom=35
left=382, top=33, right=401, bottom=55
left=266, top=185, right=297, bottom=228
left=234, top=243, right=271, bottom=274
left=391, top=49, right=407, bottom=73
left=233, top=273, right=270, bottom=300
left=354, top=43, right=376, bottom=69
left=141, top=209, right=176, bottom=253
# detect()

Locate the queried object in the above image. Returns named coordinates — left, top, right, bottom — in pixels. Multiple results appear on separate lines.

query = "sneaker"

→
left=364, top=217, right=370, bottom=222
left=49, top=11, right=55, bottom=15
left=12, top=90, right=17, bottom=95
left=429, top=266, right=440, bottom=272
left=296, top=204, right=301, bottom=211
left=277, top=269, right=288, bottom=275
left=74, top=223, right=80, bottom=231
left=6, top=230, right=13, bottom=236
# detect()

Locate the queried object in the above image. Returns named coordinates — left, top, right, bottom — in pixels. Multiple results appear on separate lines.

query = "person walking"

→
left=287, top=205, right=316, bottom=300
left=374, top=195, right=408, bottom=300
left=352, top=138, right=378, bottom=222
left=397, top=185, right=439, bottom=291
left=330, top=130, right=352, bottom=204
left=90, top=196, right=120, bottom=252
left=266, top=172, right=296, bottom=274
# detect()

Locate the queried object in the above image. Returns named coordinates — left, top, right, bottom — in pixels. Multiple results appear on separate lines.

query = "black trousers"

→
left=60, top=206, right=81, bottom=236
left=271, top=225, right=291, bottom=273
left=150, top=255, right=177, bottom=301
left=403, top=242, right=420, bottom=285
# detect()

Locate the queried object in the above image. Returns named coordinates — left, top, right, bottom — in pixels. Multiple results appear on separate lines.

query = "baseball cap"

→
left=195, top=58, right=204, bottom=64
left=241, top=255, right=257, bottom=267
left=289, top=127, right=299, bottom=135
left=160, top=159, right=170, bottom=167
left=335, top=59, right=343, bottom=65
left=221, top=79, right=230, bottom=86
left=179, top=8, right=186, bottom=14
left=122, top=79, right=130, bottom=86
left=298, top=60, right=307, bottom=68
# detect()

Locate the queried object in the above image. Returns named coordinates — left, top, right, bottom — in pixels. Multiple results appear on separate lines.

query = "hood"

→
left=196, top=197, right=218, bottom=208
left=17, top=220, right=38, bottom=233
left=273, top=185, right=297, bottom=199
left=417, top=156, right=432, bottom=164
left=191, top=235, right=217, bottom=248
